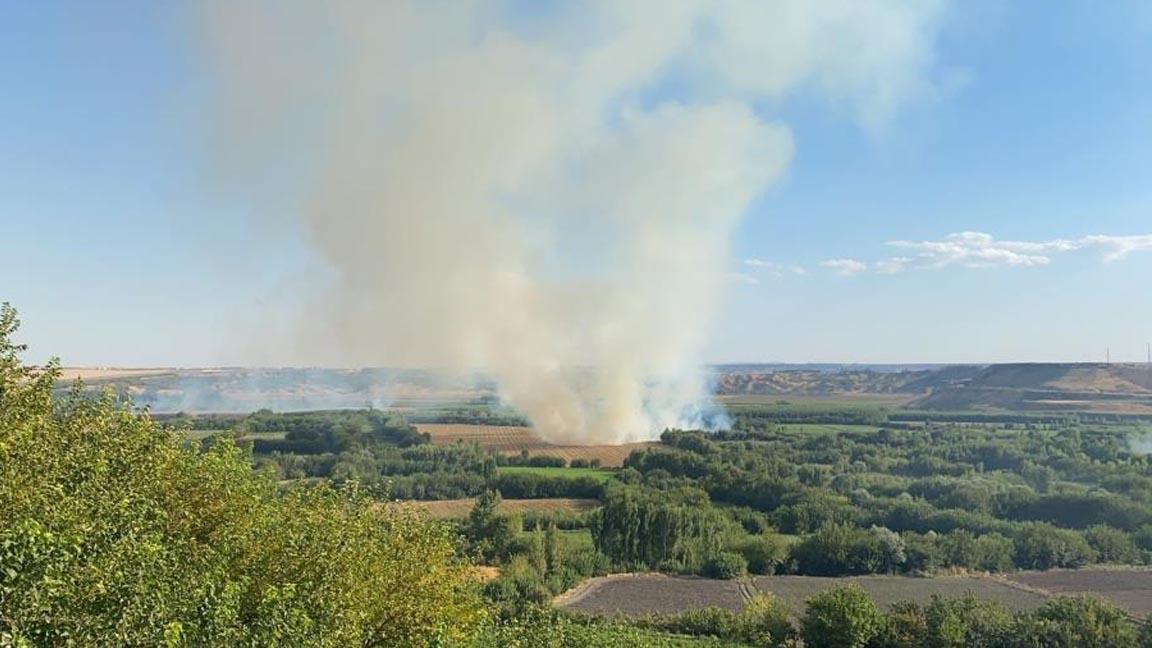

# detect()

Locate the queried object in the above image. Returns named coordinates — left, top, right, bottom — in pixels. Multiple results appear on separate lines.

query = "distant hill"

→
left=60, top=363, right=1152, bottom=416
left=714, top=363, right=1152, bottom=415
left=911, top=363, right=1152, bottom=414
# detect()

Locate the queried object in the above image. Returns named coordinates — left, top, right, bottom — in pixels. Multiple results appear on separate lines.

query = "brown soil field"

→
left=416, top=424, right=655, bottom=468
left=559, top=574, right=748, bottom=616
left=1004, top=568, right=1152, bottom=617
left=559, top=574, right=1047, bottom=618
left=406, top=497, right=599, bottom=519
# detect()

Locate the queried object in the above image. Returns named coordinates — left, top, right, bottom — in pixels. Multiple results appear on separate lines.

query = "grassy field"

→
left=560, top=573, right=1048, bottom=618
left=417, top=423, right=653, bottom=467
left=555, top=529, right=595, bottom=552
left=499, top=466, right=616, bottom=481
left=408, top=497, right=599, bottom=519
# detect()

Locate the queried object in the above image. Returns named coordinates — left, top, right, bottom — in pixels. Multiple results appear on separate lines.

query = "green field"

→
left=555, top=529, right=595, bottom=552
left=499, top=466, right=616, bottom=481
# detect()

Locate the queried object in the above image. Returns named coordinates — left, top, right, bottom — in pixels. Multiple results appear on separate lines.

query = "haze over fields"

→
left=66, top=363, right=1152, bottom=417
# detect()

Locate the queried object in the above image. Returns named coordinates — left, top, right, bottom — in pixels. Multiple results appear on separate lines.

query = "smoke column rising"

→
left=200, top=1, right=947, bottom=443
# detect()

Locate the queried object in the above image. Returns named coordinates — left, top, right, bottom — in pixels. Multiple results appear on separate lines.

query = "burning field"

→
left=416, top=424, right=655, bottom=468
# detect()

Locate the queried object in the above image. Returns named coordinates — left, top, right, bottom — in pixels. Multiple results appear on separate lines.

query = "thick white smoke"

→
left=200, top=1, right=947, bottom=443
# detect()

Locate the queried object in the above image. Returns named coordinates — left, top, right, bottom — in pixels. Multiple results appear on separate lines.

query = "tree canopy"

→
left=0, top=304, right=486, bottom=646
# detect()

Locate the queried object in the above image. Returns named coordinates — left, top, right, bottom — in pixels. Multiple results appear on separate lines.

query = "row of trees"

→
left=643, top=586, right=1152, bottom=648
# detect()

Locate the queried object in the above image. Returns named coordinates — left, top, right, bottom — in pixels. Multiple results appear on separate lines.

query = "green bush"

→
left=703, top=551, right=748, bottom=580
left=801, top=584, right=882, bottom=648
left=731, top=534, right=789, bottom=575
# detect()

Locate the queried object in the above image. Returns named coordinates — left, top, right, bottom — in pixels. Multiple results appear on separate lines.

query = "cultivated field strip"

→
left=1003, top=568, right=1152, bottom=618
left=559, top=573, right=1050, bottom=618
left=416, top=424, right=656, bottom=467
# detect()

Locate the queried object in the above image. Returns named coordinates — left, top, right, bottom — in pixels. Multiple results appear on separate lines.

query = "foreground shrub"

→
left=0, top=305, right=485, bottom=647
left=640, top=593, right=795, bottom=647
left=801, top=584, right=882, bottom=648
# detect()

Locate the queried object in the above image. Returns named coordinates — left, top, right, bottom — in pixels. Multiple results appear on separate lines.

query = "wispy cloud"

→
left=725, top=272, right=761, bottom=285
left=743, top=259, right=808, bottom=277
left=821, top=259, right=869, bottom=276
left=827, top=231, right=1152, bottom=275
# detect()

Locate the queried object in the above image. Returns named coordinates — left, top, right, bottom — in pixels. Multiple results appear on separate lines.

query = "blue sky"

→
left=3, top=1, right=1151, bottom=366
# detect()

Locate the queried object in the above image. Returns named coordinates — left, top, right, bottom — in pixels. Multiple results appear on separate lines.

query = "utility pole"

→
left=1106, top=347, right=1111, bottom=365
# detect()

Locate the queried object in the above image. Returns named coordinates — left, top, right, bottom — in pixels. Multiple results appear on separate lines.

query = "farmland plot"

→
left=1004, top=568, right=1152, bottom=617
left=559, top=573, right=1047, bottom=618
left=416, top=424, right=655, bottom=467
left=558, top=574, right=748, bottom=616
left=409, top=497, right=599, bottom=519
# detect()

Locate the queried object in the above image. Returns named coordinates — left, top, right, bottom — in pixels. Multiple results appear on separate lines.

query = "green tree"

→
left=0, top=305, right=485, bottom=647
left=801, top=584, right=882, bottom=648
left=1084, top=525, right=1141, bottom=564
left=467, top=489, right=518, bottom=560
left=544, top=521, right=563, bottom=574
left=1009, top=596, right=1137, bottom=648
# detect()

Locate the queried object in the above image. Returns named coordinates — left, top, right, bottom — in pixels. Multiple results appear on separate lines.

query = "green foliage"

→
left=591, top=485, right=740, bottom=572
left=920, top=595, right=1014, bottom=647
left=791, top=524, right=906, bottom=576
left=801, top=583, right=883, bottom=648
left=702, top=551, right=748, bottom=580
left=729, top=534, right=790, bottom=575
left=1010, top=596, right=1137, bottom=648
left=1013, top=522, right=1098, bottom=569
left=1084, top=524, right=1142, bottom=563
left=466, top=490, right=520, bottom=561
left=477, top=606, right=741, bottom=647
left=643, top=593, right=796, bottom=647
left=0, top=307, right=485, bottom=646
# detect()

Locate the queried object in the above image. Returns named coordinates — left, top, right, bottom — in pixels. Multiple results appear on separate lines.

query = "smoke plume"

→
left=200, top=1, right=947, bottom=443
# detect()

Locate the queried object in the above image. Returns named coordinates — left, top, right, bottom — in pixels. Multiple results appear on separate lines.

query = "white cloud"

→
left=744, top=259, right=808, bottom=277
left=838, top=231, right=1152, bottom=275
left=726, top=272, right=761, bottom=285
left=821, top=258, right=869, bottom=276
left=1080, top=234, right=1152, bottom=262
